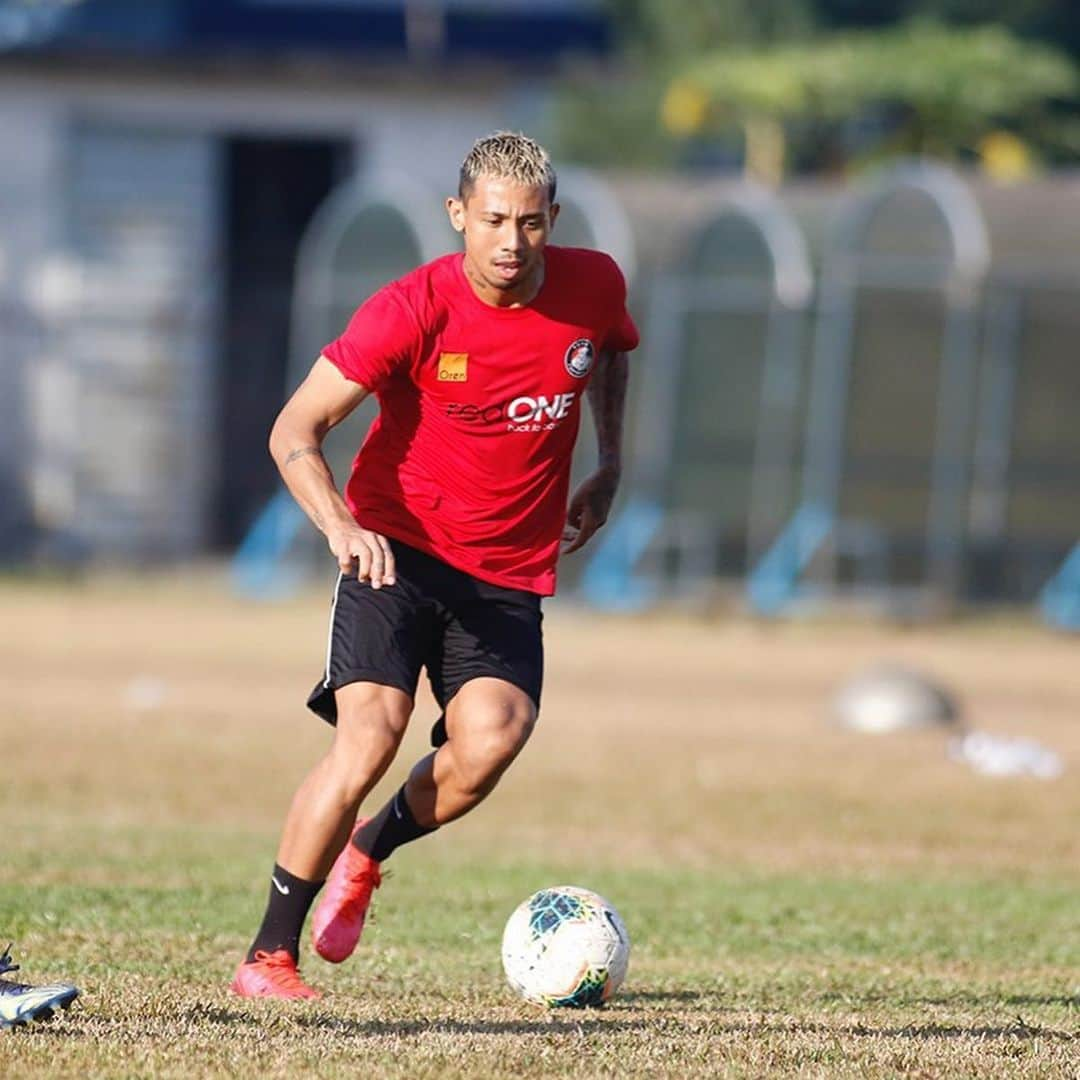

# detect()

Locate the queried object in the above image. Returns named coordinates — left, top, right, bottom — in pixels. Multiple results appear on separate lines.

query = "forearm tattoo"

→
left=280, top=445, right=338, bottom=534
left=587, top=351, right=629, bottom=472
left=283, top=446, right=324, bottom=467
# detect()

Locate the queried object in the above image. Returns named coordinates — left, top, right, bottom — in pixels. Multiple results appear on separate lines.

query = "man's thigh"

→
left=426, top=578, right=543, bottom=746
left=307, top=551, right=439, bottom=726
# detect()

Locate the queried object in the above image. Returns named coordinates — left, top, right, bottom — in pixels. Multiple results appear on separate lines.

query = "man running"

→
left=231, top=131, right=638, bottom=999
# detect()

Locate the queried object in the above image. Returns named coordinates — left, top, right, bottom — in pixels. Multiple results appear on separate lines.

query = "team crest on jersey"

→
left=438, top=352, right=468, bottom=382
left=564, top=338, right=595, bottom=379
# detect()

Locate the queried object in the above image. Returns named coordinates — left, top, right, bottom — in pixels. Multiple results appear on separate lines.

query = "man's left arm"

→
left=562, top=349, right=630, bottom=554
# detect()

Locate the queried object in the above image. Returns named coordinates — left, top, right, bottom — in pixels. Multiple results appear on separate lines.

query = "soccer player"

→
left=231, top=132, right=638, bottom=999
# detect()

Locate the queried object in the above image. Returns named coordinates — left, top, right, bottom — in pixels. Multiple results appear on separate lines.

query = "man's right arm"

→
left=268, top=355, right=395, bottom=588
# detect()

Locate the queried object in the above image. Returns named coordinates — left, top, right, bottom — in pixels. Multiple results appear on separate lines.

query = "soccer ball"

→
left=501, top=886, right=630, bottom=1007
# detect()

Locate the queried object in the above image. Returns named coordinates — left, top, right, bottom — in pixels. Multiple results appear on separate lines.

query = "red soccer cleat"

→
left=311, top=826, right=382, bottom=964
left=230, top=949, right=321, bottom=1000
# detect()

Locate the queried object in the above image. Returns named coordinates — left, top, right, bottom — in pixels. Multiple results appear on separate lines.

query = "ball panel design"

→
left=526, top=888, right=590, bottom=940
left=501, top=886, right=630, bottom=1008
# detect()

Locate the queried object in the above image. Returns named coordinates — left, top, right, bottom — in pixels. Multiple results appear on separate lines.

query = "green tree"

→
left=671, top=21, right=1076, bottom=181
left=608, top=0, right=816, bottom=58
left=550, top=0, right=818, bottom=167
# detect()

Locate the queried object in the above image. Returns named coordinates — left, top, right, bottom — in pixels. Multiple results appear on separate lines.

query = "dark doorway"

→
left=215, top=134, right=351, bottom=547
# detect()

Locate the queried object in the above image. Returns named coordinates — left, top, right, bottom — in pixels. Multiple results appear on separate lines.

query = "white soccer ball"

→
left=501, top=885, right=630, bottom=1007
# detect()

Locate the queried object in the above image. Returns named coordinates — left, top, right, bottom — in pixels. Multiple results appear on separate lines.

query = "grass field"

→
left=2, top=574, right=1078, bottom=1077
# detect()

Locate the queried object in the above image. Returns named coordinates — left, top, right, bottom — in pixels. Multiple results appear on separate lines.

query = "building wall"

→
left=0, top=66, right=505, bottom=561
left=0, top=91, right=66, bottom=556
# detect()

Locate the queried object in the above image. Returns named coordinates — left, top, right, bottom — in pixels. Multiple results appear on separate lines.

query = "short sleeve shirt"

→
left=322, top=245, right=639, bottom=595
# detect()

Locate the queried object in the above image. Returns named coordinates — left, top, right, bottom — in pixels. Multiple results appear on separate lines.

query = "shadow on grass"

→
left=618, top=989, right=720, bottom=1006
left=730, top=1019, right=1076, bottom=1043
left=182, top=1004, right=1076, bottom=1044
left=19, top=1006, right=1073, bottom=1047
left=178, top=1004, right=648, bottom=1038
left=292, top=1015, right=651, bottom=1037
left=620, top=994, right=1076, bottom=1043
left=908, top=995, right=1080, bottom=1010
left=1002, top=995, right=1078, bottom=1008
left=183, top=1004, right=263, bottom=1028
left=823, top=990, right=1079, bottom=1011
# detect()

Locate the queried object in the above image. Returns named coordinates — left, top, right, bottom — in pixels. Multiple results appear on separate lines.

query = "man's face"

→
left=446, top=174, right=558, bottom=302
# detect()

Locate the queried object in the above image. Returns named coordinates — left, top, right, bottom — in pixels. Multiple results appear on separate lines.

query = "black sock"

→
left=353, top=784, right=437, bottom=863
left=245, top=864, right=324, bottom=963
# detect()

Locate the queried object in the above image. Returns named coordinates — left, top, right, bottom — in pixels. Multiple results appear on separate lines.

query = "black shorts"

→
left=307, top=540, right=543, bottom=746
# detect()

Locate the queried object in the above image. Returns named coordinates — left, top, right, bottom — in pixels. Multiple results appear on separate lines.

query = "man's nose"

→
left=500, top=221, right=526, bottom=249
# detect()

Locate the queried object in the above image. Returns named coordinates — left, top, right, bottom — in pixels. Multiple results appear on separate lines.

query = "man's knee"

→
left=477, top=709, right=535, bottom=773
left=449, top=692, right=536, bottom=796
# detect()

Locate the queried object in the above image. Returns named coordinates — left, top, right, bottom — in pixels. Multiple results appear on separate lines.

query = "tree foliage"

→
left=550, top=3, right=1079, bottom=175
left=607, top=0, right=816, bottom=58
left=550, top=0, right=817, bottom=169
left=674, top=20, right=1075, bottom=170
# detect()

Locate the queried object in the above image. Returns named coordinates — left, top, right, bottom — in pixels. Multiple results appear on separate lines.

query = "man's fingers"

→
left=376, top=533, right=396, bottom=585
left=351, top=542, right=374, bottom=584
left=562, top=507, right=599, bottom=554
left=562, top=527, right=590, bottom=554
left=356, top=541, right=384, bottom=587
left=329, top=528, right=396, bottom=586
left=348, top=531, right=397, bottom=589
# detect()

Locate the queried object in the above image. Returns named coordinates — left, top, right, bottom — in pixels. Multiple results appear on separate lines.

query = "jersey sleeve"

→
left=321, top=285, right=420, bottom=391
left=600, top=257, right=640, bottom=353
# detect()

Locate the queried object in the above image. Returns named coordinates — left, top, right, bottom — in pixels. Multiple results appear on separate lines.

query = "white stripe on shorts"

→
left=323, top=571, right=344, bottom=688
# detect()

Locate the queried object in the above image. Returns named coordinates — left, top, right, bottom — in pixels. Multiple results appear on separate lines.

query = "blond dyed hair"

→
left=458, top=131, right=557, bottom=203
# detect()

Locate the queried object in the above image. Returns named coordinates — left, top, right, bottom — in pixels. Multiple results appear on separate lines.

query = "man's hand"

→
left=561, top=465, right=620, bottom=555
left=325, top=520, right=396, bottom=587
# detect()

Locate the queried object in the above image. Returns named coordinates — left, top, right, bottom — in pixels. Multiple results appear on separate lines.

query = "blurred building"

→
left=0, top=0, right=610, bottom=558
left=3, top=3, right=1080, bottom=615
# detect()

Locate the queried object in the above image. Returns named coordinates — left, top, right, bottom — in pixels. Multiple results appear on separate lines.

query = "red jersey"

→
left=322, top=246, right=639, bottom=595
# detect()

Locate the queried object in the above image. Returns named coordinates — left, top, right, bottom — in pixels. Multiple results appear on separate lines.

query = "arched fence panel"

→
left=584, top=188, right=811, bottom=608
left=782, top=161, right=990, bottom=614
left=972, top=275, right=1080, bottom=611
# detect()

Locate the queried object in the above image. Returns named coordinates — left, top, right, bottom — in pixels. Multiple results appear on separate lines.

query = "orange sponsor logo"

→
left=438, top=352, right=468, bottom=382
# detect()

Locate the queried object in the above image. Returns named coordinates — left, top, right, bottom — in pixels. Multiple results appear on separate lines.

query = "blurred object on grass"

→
left=949, top=730, right=1064, bottom=780
left=832, top=664, right=960, bottom=735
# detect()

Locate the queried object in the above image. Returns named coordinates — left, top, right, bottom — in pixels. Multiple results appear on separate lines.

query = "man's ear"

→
left=446, top=196, right=466, bottom=234
left=549, top=201, right=560, bottom=230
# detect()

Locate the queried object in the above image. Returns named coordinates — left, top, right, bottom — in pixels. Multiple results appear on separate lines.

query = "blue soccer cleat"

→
left=0, top=945, right=79, bottom=1028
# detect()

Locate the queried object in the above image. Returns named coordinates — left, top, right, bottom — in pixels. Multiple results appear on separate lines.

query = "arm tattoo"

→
left=278, top=444, right=340, bottom=535
left=283, top=446, right=323, bottom=467
left=587, top=351, right=629, bottom=473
